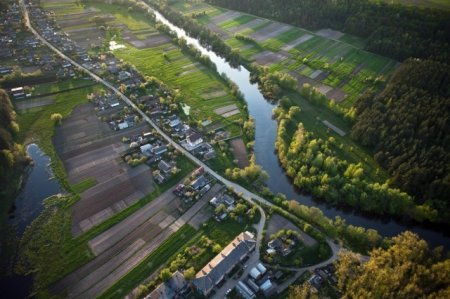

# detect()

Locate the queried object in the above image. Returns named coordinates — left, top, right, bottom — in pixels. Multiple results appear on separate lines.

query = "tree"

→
left=184, top=267, right=195, bottom=280
left=215, top=203, right=226, bottom=215
left=159, top=268, right=172, bottom=281
left=212, top=244, right=222, bottom=254
left=50, top=113, right=63, bottom=125
left=288, top=283, right=319, bottom=299
left=335, top=231, right=450, bottom=298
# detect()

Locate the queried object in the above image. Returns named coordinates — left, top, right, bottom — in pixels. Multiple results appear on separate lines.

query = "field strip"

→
left=228, top=18, right=267, bottom=33
left=15, top=98, right=54, bottom=111
left=67, top=239, right=146, bottom=298
left=201, top=90, right=227, bottom=99
left=281, top=33, right=313, bottom=51
left=211, top=11, right=242, bottom=24
left=323, top=120, right=346, bottom=136
left=251, top=23, right=292, bottom=42
left=222, top=109, right=240, bottom=118
left=87, top=184, right=178, bottom=255
left=214, top=104, right=238, bottom=115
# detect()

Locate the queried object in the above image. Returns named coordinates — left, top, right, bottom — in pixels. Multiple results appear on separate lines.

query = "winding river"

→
left=141, top=4, right=450, bottom=250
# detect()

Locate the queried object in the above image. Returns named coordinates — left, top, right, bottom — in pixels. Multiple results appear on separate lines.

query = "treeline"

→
left=352, top=59, right=450, bottom=222
left=206, top=0, right=450, bottom=63
left=0, top=90, right=29, bottom=219
left=146, top=0, right=241, bottom=66
left=273, top=102, right=439, bottom=223
left=249, top=63, right=297, bottom=100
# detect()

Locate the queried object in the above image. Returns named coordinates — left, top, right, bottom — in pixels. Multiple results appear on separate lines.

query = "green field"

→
left=170, top=0, right=397, bottom=109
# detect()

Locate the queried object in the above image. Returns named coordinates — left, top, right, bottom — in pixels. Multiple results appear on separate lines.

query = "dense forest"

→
left=0, top=90, right=29, bottom=220
left=273, top=101, right=439, bottom=223
left=352, top=59, right=450, bottom=222
left=206, top=0, right=450, bottom=62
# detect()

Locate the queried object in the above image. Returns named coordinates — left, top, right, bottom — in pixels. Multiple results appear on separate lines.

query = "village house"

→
left=192, top=231, right=256, bottom=297
left=145, top=270, right=189, bottom=299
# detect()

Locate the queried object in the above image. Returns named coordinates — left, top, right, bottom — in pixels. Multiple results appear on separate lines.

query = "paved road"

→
left=21, top=1, right=342, bottom=296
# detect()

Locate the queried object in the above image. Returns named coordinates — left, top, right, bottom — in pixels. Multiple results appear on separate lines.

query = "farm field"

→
left=170, top=0, right=398, bottom=108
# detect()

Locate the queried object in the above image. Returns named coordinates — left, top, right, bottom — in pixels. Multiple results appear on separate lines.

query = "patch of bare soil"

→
left=229, top=138, right=250, bottom=168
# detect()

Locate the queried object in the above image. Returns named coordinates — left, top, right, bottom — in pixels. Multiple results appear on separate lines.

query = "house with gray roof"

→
left=146, top=271, right=189, bottom=299
left=192, top=231, right=256, bottom=297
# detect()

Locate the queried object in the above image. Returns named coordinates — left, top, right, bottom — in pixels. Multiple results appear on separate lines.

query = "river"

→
left=0, top=144, right=63, bottom=298
left=144, top=5, right=450, bottom=250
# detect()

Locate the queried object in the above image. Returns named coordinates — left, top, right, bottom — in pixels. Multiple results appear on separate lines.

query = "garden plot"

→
left=250, top=22, right=292, bottom=42
left=326, top=88, right=347, bottom=102
left=252, top=50, right=291, bottom=66
left=210, top=11, right=243, bottom=24
left=265, top=214, right=316, bottom=247
left=65, top=26, right=105, bottom=48
left=230, top=138, right=250, bottom=168
left=205, top=22, right=230, bottom=39
left=15, top=97, right=54, bottom=111
left=56, top=12, right=110, bottom=28
left=228, top=18, right=268, bottom=33
left=125, top=33, right=171, bottom=49
left=281, top=33, right=314, bottom=51
left=316, top=28, right=344, bottom=40
left=201, top=89, right=227, bottom=100
left=214, top=104, right=240, bottom=118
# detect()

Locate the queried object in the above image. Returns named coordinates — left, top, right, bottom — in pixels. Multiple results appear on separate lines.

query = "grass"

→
left=71, top=178, right=97, bottom=194
left=218, top=15, right=255, bottom=30
left=30, top=78, right=95, bottom=96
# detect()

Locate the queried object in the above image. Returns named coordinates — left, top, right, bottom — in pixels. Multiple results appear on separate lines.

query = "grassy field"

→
left=170, top=0, right=397, bottom=109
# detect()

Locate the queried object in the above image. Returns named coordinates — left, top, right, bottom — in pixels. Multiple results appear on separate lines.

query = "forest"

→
left=206, top=0, right=450, bottom=62
left=0, top=90, right=29, bottom=220
left=352, top=58, right=450, bottom=223
left=273, top=101, right=439, bottom=223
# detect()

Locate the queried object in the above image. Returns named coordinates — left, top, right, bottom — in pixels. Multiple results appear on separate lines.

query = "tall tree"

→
left=335, top=231, right=450, bottom=298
